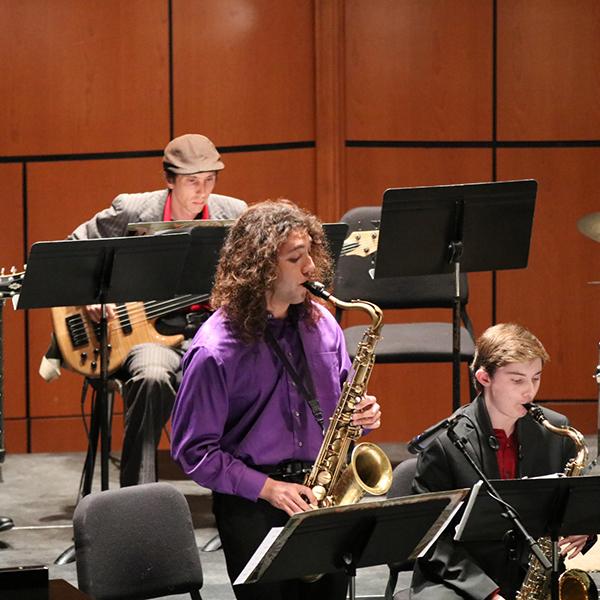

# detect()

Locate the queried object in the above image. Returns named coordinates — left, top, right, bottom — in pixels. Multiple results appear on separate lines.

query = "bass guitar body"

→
left=52, top=303, right=184, bottom=378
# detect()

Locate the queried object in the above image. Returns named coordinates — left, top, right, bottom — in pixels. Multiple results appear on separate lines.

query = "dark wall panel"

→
left=497, top=0, right=600, bottom=140
left=0, top=0, right=169, bottom=156
left=497, top=148, right=600, bottom=401
left=172, top=0, right=315, bottom=145
left=345, top=0, right=493, bottom=140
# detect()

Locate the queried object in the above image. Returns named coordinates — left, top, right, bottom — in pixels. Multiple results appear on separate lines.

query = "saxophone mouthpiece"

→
left=303, top=281, right=330, bottom=300
left=524, top=402, right=545, bottom=424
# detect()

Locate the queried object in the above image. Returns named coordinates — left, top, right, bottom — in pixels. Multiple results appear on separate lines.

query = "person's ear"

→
left=165, top=173, right=176, bottom=190
left=475, top=368, right=492, bottom=388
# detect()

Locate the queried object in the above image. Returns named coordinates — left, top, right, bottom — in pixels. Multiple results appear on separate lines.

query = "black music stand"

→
left=234, top=490, right=467, bottom=600
left=376, top=180, right=537, bottom=411
left=455, top=475, right=600, bottom=600
left=18, top=234, right=191, bottom=494
left=157, top=222, right=349, bottom=296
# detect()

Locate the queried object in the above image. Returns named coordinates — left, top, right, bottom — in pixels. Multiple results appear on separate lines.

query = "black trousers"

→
left=213, top=491, right=348, bottom=600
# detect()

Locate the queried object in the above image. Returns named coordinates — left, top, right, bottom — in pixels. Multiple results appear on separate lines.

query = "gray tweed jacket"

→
left=70, top=189, right=247, bottom=239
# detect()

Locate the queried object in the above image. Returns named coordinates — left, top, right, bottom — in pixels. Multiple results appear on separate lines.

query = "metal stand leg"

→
left=596, top=342, right=600, bottom=457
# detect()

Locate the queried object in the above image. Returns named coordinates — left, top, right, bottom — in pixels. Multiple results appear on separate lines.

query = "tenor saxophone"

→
left=302, top=281, right=393, bottom=508
left=515, top=403, right=595, bottom=600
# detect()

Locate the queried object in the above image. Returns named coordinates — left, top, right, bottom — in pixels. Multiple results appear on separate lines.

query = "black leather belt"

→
left=253, top=460, right=313, bottom=480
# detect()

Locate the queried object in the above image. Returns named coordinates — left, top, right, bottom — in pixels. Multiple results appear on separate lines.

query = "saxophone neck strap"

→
left=264, top=327, right=324, bottom=433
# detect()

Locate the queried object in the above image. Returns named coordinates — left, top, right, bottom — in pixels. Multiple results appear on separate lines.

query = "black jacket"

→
left=411, top=396, right=576, bottom=600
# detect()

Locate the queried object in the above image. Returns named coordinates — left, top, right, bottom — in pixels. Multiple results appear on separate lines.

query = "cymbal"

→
left=577, top=212, right=600, bottom=243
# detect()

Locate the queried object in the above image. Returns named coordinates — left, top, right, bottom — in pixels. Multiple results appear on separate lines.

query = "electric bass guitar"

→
left=52, top=294, right=208, bottom=378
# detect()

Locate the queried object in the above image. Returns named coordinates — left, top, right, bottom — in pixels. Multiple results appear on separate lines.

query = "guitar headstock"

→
left=340, top=229, right=379, bottom=258
left=0, top=266, right=25, bottom=300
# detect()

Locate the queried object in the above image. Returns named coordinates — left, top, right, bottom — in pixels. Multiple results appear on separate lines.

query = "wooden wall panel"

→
left=4, top=418, right=27, bottom=453
left=0, top=164, right=26, bottom=424
left=26, top=158, right=166, bottom=419
left=345, top=147, right=493, bottom=208
left=497, top=148, right=600, bottom=400
left=497, top=0, right=600, bottom=140
left=315, top=0, right=346, bottom=222
left=172, top=0, right=315, bottom=145
left=345, top=148, right=494, bottom=441
left=0, top=0, right=169, bottom=156
left=30, top=414, right=122, bottom=453
left=218, top=149, right=316, bottom=215
left=345, top=0, right=492, bottom=140
left=543, top=402, right=596, bottom=436
left=344, top=147, right=494, bottom=331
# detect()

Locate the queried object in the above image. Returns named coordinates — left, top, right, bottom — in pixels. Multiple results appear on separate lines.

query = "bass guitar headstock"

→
left=0, top=267, right=25, bottom=301
left=340, top=229, right=379, bottom=258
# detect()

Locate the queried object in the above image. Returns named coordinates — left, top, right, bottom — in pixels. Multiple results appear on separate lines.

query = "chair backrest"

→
left=387, top=457, right=418, bottom=499
left=335, top=206, right=469, bottom=310
left=74, top=482, right=203, bottom=600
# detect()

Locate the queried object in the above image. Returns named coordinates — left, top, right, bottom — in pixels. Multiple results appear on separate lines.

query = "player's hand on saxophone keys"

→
left=352, top=394, right=381, bottom=429
left=558, top=535, right=590, bottom=559
left=258, top=478, right=318, bottom=516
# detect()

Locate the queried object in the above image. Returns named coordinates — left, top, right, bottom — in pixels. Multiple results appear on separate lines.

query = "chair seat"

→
left=344, top=322, right=475, bottom=363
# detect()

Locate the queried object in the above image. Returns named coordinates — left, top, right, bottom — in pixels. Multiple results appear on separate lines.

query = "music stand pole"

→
left=448, top=197, right=465, bottom=411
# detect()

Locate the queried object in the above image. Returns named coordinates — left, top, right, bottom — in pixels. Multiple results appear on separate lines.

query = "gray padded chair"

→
left=335, top=206, right=476, bottom=399
left=73, top=482, right=203, bottom=600
left=387, top=457, right=418, bottom=500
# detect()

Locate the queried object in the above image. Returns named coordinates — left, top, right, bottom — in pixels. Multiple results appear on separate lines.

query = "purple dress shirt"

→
left=170, top=302, right=352, bottom=501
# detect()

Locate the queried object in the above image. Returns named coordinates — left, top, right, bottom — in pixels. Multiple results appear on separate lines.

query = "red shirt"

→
left=162, top=192, right=209, bottom=222
left=162, top=192, right=210, bottom=313
left=493, top=428, right=518, bottom=480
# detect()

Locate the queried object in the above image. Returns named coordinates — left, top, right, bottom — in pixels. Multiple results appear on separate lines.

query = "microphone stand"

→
left=445, top=424, right=555, bottom=597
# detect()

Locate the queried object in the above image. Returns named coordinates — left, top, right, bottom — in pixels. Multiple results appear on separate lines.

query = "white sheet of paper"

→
left=233, top=526, right=284, bottom=586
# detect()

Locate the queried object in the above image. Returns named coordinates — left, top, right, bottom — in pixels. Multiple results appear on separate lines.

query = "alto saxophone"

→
left=302, top=281, right=393, bottom=508
left=516, top=403, right=595, bottom=600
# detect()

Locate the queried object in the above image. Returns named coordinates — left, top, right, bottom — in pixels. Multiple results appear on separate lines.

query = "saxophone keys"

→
left=317, top=471, right=332, bottom=485
left=312, top=485, right=327, bottom=501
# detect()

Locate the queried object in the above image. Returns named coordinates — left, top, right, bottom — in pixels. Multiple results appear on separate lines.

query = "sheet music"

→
left=233, top=526, right=284, bottom=585
left=127, top=219, right=234, bottom=236
left=453, top=480, right=483, bottom=542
